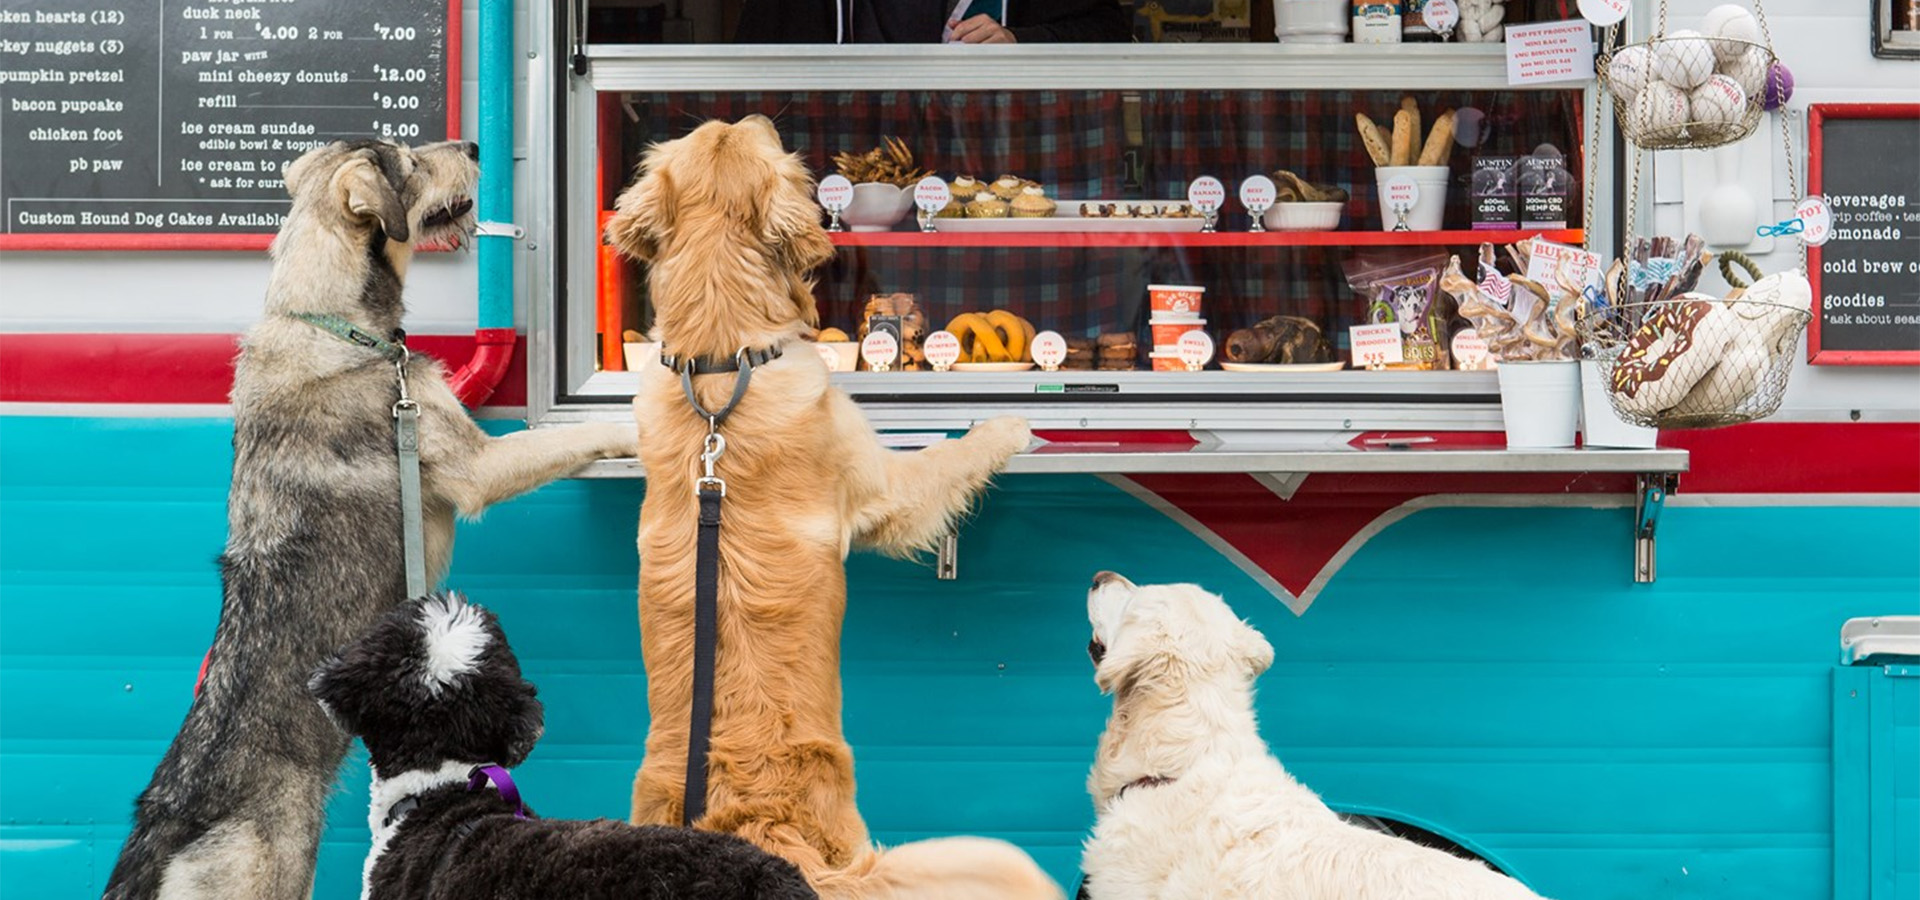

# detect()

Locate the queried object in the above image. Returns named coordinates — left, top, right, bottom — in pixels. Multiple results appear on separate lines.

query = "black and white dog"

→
left=309, top=594, right=818, bottom=900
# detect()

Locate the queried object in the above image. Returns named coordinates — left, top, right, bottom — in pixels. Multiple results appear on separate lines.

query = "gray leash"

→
left=392, top=348, right=428, bottom=599
left=290, top=312, right=429, bottom=598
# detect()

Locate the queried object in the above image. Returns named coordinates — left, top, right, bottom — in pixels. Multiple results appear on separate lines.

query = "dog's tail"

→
left=811, top=837, right=1065, bottom=900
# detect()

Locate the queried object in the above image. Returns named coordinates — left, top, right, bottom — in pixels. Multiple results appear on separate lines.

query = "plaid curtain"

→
left=611, top=89, right=1580, bottom=346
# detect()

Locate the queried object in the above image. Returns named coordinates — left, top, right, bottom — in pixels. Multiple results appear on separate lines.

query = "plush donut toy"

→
left=1608, top=293, right=1740, bottom=418
left=1669, top=271, right=1812, bottom=417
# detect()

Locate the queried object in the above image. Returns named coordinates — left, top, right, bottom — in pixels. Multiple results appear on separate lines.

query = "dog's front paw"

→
left=586, top=422, right=641, bottom=459
left=966, top=416, right=1032, bottom=466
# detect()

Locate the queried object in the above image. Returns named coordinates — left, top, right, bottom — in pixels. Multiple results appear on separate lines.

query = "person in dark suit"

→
left=735, top=0, right=1132, bottom=44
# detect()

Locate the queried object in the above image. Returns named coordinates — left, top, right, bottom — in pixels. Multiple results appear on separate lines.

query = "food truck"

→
left=1, top=0, right=1916, bottom=896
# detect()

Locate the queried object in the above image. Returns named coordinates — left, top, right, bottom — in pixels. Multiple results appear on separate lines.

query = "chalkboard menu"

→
left=0, top=0, right=455, bottom=250
left=1807, top=104, right=1920, bottom=365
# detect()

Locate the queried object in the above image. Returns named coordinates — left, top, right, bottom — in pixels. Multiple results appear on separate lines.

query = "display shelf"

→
left=830, top=229, right=1587, bottom=249
left=585, top=43, right=1574, bottom=92
left=576, top=445, right=1686, bottom=478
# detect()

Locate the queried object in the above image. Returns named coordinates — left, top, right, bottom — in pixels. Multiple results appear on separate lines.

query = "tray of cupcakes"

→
left=930, top=174, right=1207, bottom=233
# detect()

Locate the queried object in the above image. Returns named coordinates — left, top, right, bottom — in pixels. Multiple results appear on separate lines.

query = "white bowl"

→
left=1262, top=201, right=1343, bottom=232
left=843, top=183, right=914, bottom=232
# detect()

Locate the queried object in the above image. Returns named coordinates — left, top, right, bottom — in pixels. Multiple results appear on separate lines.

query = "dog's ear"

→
left=764, top=164, right=834, bottom=275
left=1233, top=622, right=1275, bottom=678
left=500, top=688, right=545, bottom=767
left=606, top=161, right=672, bottom=263
left=307, top=651, right=366, bottom=736
left=335, top=152, right=410, bottom=244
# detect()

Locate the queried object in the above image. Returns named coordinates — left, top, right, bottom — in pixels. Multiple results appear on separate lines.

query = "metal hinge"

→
left=1634, top=472, right=1678, bottom=583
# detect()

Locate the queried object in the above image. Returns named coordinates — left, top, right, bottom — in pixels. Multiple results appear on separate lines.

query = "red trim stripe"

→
left=0, top=332, right=527, bottom=408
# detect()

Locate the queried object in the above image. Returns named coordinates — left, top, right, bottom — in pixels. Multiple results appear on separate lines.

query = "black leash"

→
left=666, top=345, right=781, bottom=826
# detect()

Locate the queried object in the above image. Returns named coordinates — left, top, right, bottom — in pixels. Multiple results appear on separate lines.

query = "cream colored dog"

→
left=606, top=116, right=1060, bottom=900
left=1081, top=572, right=1552, bottom=900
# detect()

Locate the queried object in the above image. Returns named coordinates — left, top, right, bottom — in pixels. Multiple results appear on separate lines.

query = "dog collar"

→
left=292, top=312, right=407, bottom=361
left=1116, top=774, right=1176, bottom=798
left=468, top=764, right=530, bottom=820
left=659, top=345, right=783, bottom=376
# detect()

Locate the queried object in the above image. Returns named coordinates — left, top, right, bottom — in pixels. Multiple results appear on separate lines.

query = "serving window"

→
left=546, top=40, right=1609, bottom=431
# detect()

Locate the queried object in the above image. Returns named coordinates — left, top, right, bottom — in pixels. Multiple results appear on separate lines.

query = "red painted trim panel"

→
left=0, top=332, right=527, bottom=408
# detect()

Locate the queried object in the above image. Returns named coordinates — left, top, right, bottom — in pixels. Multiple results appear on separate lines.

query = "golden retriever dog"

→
left=605, top=116, right=1061, bottom=900
left=1082, top=572, right=1551, bottom=900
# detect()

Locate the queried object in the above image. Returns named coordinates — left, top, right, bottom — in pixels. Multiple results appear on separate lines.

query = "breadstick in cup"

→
left=1419, top=109, right=1457, bottom=167
left=1390, top=108, right=1415, bottom=166
left=1356, top=113, right=1391, bottom=166
left=1400, top=96, right=1421, bottom=156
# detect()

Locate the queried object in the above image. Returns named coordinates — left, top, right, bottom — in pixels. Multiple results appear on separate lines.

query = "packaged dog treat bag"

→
left=1346, top=254, right=1455, bottom=369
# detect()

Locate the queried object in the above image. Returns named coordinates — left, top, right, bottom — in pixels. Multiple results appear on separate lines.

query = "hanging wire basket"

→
left=1580, top=295, right=1809, bottom=429
left=1597, top=34, right=1776, bottom=150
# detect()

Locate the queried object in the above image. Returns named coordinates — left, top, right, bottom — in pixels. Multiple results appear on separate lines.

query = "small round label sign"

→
left=1795, top=195, right=1832, bottom=247
left=1187, top=176, right=1226, bottom=213
left=1576, top=0, right=1629, bottom=26
left=1176, top=330, right=1214, bottom=370
left=914, top=176, right=952, bottom=214
left=860, top=331, right=899, bottom=370
left=1382, top=175, right=1420, bottom=212
left=1030, top=330, right=1068, bottom=370
left=818, top=174, right=854, bottom=211
left=1423, top=0, right=1460, bottom=31
left=814, top=342, right=847, bottom=372
left=923, top=330, right=962, bottom=369
left=1238, top=175, right=1277, bottom=211
left=1450, top=328, right=1493, bottom=370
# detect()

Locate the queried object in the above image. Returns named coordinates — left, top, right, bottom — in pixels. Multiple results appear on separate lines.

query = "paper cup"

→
left=1580, top=359, right=1658, bottom=448
left=1150, top=318, right=1206, bottom=348
left=1375, top=165, right=1450, bottom=232
left=1148, top=284, right=1205, bottom=317
left=1149, top=352, right=1189, bottom=372
left=1497, top=359, right=1580, bottom=448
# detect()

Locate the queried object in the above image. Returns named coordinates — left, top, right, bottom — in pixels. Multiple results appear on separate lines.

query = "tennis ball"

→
left=1762, top=60, right=1794, bottom=111
left=1724, top=44, right=1767, bottom=97
left=1689, top=74, right=1748, bottom=125
left=1654, top=30, right=1714, bottom=89
left=1631, top=80, right=1691, bottom=138
left=1700, top=5, right=1761, bottom=63
left=1607, top=45, right=1653, bottom=99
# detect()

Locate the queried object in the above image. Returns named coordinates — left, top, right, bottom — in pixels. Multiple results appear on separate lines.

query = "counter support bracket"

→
left=1635, top=473, right=1678, bottom=583
left=937, top=532, right=959, bottom=581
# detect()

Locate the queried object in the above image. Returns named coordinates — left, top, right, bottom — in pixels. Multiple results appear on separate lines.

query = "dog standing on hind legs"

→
left=102, top=139, right=638, bottom=900
left=605, top=116, right=1061, bottom=900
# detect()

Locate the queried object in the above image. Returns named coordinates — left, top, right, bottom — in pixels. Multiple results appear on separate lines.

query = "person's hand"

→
left=949, top=14, right=1017, bottom=43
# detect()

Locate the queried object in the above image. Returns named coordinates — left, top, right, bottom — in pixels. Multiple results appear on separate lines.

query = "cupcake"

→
left=950, top=175, right=982, bottom=204
left=989, top=174, right=1029, bottom=200
left=965, top=195, right=1011, bottom=218
left=1010, top=186, right=1057, bottom=219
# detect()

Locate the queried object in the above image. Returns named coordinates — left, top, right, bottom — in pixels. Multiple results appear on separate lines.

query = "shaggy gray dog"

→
left=103, top=140, right=636, bottom=900
left=311, top=594, right=818, bottom=900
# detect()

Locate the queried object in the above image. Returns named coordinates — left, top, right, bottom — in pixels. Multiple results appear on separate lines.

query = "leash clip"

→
left=391, top=347, right=415, bottom=419
left=696, top=429, right=726, bottom=497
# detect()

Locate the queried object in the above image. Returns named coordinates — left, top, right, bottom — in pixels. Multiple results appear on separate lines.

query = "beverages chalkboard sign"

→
left=1807, top=103, right=1920, bottom=365
left=0, top=0, right=455, bottom=251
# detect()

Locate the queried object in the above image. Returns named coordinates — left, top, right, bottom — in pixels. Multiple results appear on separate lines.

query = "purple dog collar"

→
left=467, top=764, right=530, bottom=820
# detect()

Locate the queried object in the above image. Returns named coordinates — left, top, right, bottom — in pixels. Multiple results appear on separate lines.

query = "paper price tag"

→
left=1525, top=238, right=1604, bottom=292
left=817, top=174, right=854, bottom=211
left=1349, top=323, right=1405, bottom=367
left=1187, top=176, right=1226, bottom=213
left=1176, top=330, right=1215, bottom=370
left=1796, top=195, right=1832, bottom=247
left=1238, top=175, right=1277, bottom=211
left=1575, top=0, right=1628, bottom=26
left=814, top=342, right=848, bottom=372
left=1030, top=331, right=1068, bottom=371
left=914, top=176, right=952, bottom=214
left=1382, top=175, right=1420, bottom=212
left=923, top=330, right=962, bottom=370
left=860, top=331, right=899, bottom=371
left=1450, top=328, right=1494, bottom=370
left=1424, top=0, right=1460, bottom=32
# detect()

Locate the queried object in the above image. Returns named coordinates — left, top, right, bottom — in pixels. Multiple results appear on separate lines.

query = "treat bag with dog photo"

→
left=1346, top=254, right=1454, bottom=369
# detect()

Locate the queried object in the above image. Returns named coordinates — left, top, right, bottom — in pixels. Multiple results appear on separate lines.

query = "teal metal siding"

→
left=3, top=415, right=1918, bottom=898
left=1833, top=664, right=1920, bottom=900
